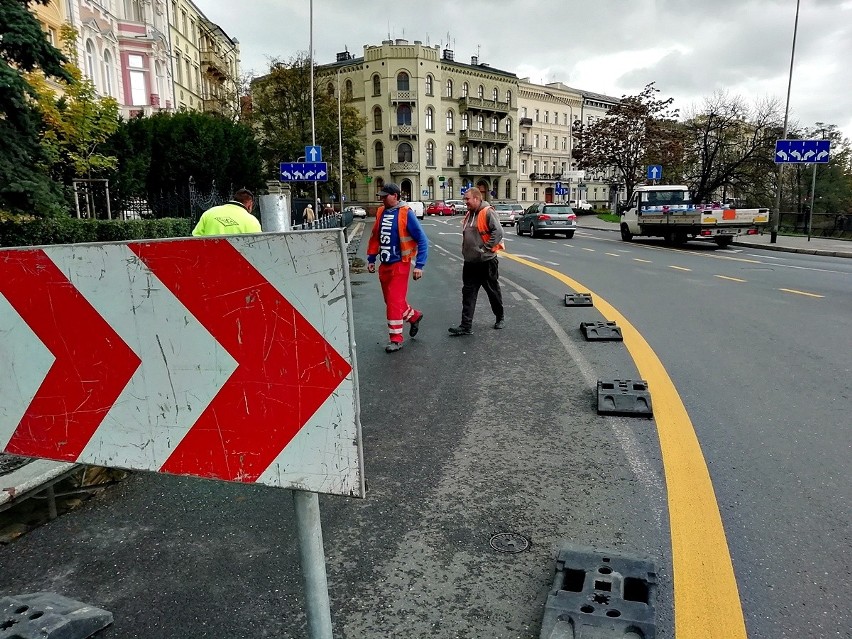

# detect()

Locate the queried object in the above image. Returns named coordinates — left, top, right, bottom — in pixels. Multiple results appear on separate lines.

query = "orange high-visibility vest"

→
left=369, top=205, right=418, bottom=262
left=467, top=206, right=505, bottom=252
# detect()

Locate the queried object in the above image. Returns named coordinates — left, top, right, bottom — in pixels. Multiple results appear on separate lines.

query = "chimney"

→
left=471, top=55, right=478, bottom=65
left=442, top=48, right=454, bottom=61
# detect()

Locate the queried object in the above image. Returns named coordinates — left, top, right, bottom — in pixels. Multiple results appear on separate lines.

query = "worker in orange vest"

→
left=448, top=188, right=504, bottom=336
left=367, top=183, right=429, bottom=353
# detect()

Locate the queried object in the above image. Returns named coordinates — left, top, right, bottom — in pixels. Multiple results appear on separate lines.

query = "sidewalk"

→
left=578, top=215, right=852, bottom=258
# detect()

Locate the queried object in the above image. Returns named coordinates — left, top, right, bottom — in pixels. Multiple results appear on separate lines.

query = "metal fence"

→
left=114, top=178, right=231, bottom=223
left=779, top=211, right=852, bottom=236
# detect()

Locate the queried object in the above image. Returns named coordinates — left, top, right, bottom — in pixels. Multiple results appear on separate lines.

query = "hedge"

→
left=0, top=217, right=193, bottom=248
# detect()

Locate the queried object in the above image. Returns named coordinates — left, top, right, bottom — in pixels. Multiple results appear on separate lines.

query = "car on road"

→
left=445, top=199, right=466, bottom=215
left=404, top=201, right=425, bottom=219
left=426, top=200, right=454, bottom=216
left=570, top=199, right=593, bottom=211
left=516, top=203, right=577, bottom=238
left=493, top=202, right=525, bottom=227
left=345, top=206, right=367, bottom=219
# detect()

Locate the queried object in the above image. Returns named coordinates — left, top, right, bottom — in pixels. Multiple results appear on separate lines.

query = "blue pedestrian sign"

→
left=774, top=139, right=830, bottom=164
left=554, top=181, right=567, bottom=196
left=279, top=162, right=328, bottom=182
left=647, top=165, right=662, bottom=180
left=305, top=145, right=322, bottom=162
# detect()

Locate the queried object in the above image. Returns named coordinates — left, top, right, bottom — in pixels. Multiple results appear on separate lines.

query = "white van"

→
left=404, top=201, right=425, bottom=219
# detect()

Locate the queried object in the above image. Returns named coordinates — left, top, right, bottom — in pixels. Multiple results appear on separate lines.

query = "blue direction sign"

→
left=647, top=165, right=662, bottom=180
left=305, top=145, right=322, bottom=162
left=279, top=162, right=329, bottom=182
left=774, top=139, right=831, bottom=164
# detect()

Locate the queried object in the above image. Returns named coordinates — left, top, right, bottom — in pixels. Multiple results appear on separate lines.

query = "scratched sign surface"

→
left=0, top=231, right=364, bottom=497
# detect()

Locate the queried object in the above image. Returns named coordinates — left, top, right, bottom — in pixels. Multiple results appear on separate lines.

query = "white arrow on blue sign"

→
left=279, top=162, right=328, bottom=182
left=305, top=146, right=322, bottom=162
left=647, top=165, right=662, bottom=180
left=774, top=139, right=830, bottom=164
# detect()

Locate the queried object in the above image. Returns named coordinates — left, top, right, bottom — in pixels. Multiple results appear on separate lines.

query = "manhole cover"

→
left=490, top=532, right=530, bottom=553
left=0, top=455, right=34, bottom=477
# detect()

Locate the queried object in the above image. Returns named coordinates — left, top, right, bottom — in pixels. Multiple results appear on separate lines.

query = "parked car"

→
left=569, top=199, right=593, bottom=211
left=445, top=199, right=466, bottom=215
left=493, top=203, right=525, bottom=227
left=516, top=203, right=577, bottom=238
left=345, top=206, right=367, bottom=219
left=404, top=200, right=425, bottom=219
left=426, top=200, right=454, bottom=216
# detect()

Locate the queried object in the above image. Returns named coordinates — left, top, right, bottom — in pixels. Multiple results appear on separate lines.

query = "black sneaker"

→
left=385, top=342, right=402, bottom=353
left=448, top=326, right=473, bottom=336
left=409, top=312, right=424, bottom=337
left=493, top=319, right=505, bottom=330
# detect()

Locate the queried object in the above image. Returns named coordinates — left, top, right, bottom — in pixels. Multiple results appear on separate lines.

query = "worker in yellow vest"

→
left=192, top=189, right=261, bottom=236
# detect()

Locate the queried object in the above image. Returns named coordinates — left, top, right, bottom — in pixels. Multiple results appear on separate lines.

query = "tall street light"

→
left=772, top=0, right=801, bottom=243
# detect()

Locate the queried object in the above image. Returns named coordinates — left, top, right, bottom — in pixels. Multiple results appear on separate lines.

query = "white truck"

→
left=618, top=185, right=769, bottom=247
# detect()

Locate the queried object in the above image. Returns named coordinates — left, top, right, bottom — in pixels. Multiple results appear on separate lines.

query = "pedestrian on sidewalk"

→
left=304, top=204, right=315, bottom=228
left=366, top=183, right=428, bottom=353
left=448, top=188, right=505, bottom=336
left=192, top=188, right=261, bottom=236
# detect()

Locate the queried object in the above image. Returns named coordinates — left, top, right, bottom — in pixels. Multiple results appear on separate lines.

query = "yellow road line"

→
left=502, top=252, right=747, bottom=639
left=715, top=275, right=747, bottom=283
left=669, top=265, right=692, bottom=272
left=779, top=288, right=824, bottom=298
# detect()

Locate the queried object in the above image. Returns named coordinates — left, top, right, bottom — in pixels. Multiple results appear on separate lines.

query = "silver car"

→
left=493, top=203, right=524, bottom=227
left=516, top=203, right=577, bottom=238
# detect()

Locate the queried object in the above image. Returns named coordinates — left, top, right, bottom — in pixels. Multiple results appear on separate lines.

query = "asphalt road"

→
left=0, top=219, right=849, bottom=639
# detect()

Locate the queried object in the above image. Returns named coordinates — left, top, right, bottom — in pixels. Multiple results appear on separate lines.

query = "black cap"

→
left=378, top=183, right=401, bottom=197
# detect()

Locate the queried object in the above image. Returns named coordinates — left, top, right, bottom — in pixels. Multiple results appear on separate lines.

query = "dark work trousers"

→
left=460, top=258, right=503, bottom=329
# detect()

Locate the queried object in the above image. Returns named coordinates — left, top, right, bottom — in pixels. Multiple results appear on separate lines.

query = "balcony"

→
left=458, top=96, right=511, bottom=114
left=519, top=144, right=533, bottom=153
left=390, top=90, right=418, bottom=104
left=391, top=124, right=417, bottom=138
left=519, top=117, right=533, bottom=127
left=460, top=129, right=511, bottom=144
left=200, top=48, right=229, bottom=79
left=390, top=161, right=420, bottom=174
left=459, top=163, right=511, bottom=176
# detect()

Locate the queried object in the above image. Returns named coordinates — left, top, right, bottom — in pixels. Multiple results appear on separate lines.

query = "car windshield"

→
left=494, top=204, right=513, bottom=210
left=642, top=190, right=692, bottom=206
left=543, top=206, right=574, bottom=214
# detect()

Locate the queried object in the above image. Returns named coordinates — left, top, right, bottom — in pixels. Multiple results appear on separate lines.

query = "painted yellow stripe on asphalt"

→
left=502, top=252, right=747, bottom=639
left=634, top=258, right=652, bottom=263
left=779, top=288, right=824, bottom=298
left=669, top=265, right=692, bottom=272
left=715, top=275, right=747, bottom=283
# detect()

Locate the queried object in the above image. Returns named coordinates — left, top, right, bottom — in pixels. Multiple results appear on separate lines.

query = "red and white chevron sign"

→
left=0, top=232, right=363, bottom=497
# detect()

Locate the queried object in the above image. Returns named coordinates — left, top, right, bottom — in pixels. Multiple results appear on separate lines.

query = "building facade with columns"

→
left=318, top=39, right=519, bottom=205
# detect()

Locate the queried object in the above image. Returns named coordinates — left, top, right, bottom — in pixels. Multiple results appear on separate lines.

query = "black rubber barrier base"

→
left=0, top=593, right=112, bottom=639
left=597, top=380, right=653, bottom=416
left=565, top=293, right=594, bottom=307
left=581, top=321, right=623, bottom=341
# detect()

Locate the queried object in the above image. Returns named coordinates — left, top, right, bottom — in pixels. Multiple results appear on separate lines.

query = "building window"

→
left=345, top=79, right=353, bottom=99
left=181, top=10, right=187, bottom=34
left=446, top=109, right=454, bottom=132
left=521, top=106, right=527, bottom=118
left=102, top=49, right=114, bottom=97
left=425, top=107, right=434, bottom=131
left=425, top=74, right=433, bottom=95
left=544, top=135, right=549, bottom=149
left=490, top=147, right=498, bottom=165
left=492, top=87, right=498, bottom=101
left=397, top=142, right=413, bottom=162
left=426, top=141, right=435, bottom=167
left=520, top=133, right=526, bottom=146
left=461, top=113, right=469, bottom=131
left=174, top=49, right=182, bottom=83
left=375, top=141, right=384, bottom=167
left=563, top=113, right=568, bottom=126
left=552, top=162, right=558, bottom=173
left=477, top=147, right=485, bottom=164
left=372, top=74, right=381, bottom=96
left=461, top=82, right=468, bottom=98
left=125, top=0, right=144, bottom=22
left=427, top=177, right=435, bottom=199
left=491, top=116, right=498, bottom=132
left=397, top=104, right=412, bottom=125
left=505, top=149, right=512, bottom=169
left=373, top=106, right=383, bottom=132
left=84, top=39, right=98, bottom=86
left=445, top=78, right=453, bottom=97
left=128, top=54, right=147, bottom=105
left=545, top=111, right=550, bottom=124
left=533, top=160, right=539, bottom=173
left=461, top=144, right=468, bottom=163
left=155, top=60, right=166, bottom=102
left=476, top=114, right=484, bottom=131
left=397, top=71, right=409, bottom=91
left=534, top=134, right=539, bottom=148
left=447, top=177, right=454, bottom=198
left=562, top=137, right=568, bottom=150
left=521, top=159, right=527, bottom=174
left=521, top=187, right=527, bottom=201
left=534, top=109, right=539, bottom=122
left=446, top=143, right=454, bottom=167
left=533, top=188, right=539, bottom=201
left=477, top=84, right=484, bottom=98
left=506, top=90, right=512, bottom=105
left=505, top=179, right=511, bottom=199
left=46, top=27, right=57, bottom=46
left=185, top=59, right=191, bottom=91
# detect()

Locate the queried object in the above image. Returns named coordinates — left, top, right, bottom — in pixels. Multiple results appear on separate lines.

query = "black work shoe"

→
left=385, top=342, right=402, bottom=353
left=409, top=313, right=424, bottom=337
left=448, top=326, right=473, bottom=336
left=493, top=319, right=505, bottom=330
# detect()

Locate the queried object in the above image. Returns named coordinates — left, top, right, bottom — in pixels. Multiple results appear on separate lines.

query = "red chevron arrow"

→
left=0, top=249, right=141, bottom=461
left=130, top=239, right=352, bottom=483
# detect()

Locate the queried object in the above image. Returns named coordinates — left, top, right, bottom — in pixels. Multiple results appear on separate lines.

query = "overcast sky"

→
left=204, top=0, right=852, bottom=140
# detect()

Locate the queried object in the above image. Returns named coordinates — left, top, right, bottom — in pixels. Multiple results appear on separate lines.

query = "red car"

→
left=426, top=200, right=454, bottom=216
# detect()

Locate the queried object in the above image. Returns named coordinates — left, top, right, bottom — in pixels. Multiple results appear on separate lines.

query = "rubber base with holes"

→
left=539, top=543, right=657, bottom=639
left=581, top=321, right=623, bottom=341
left=0, top=592, right=113, bottom=639
left=597, top=380, right=653, bottom=416
left=565, top=293, right=594, bottom=307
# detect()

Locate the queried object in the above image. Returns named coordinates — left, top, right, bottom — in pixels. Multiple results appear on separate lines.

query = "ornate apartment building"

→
left=319, top=40, right=520, bottom=204
left=31, top=0, right=238, bottom=119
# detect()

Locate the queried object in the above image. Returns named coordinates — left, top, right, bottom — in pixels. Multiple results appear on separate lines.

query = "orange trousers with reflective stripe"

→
left=378, top=261, right=421, bottom=343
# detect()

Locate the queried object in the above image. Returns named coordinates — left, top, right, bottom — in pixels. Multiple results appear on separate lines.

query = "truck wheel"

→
left=620, top=224, right=633, bottom=241
left=672, top=231, right=688, bottom=246
left=715, top=236, right=734, bottom=248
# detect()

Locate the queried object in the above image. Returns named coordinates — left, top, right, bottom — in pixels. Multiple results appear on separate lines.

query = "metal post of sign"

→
left=337, top=69, right=344, bottom=212
left=807, top=161, right=816, bottom=241
left=309, top=0, right=318, bottom=213
left=292, top=490, right=333, bottom=639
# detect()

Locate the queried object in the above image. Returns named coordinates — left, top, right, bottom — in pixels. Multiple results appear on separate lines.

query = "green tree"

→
left=249, top=54, right=365, bottom=200
left=783, top=124, right=852, bottom=219
left=0, top=0, right=72, bottom=216
left=577, top=83, right=680, bottom=206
